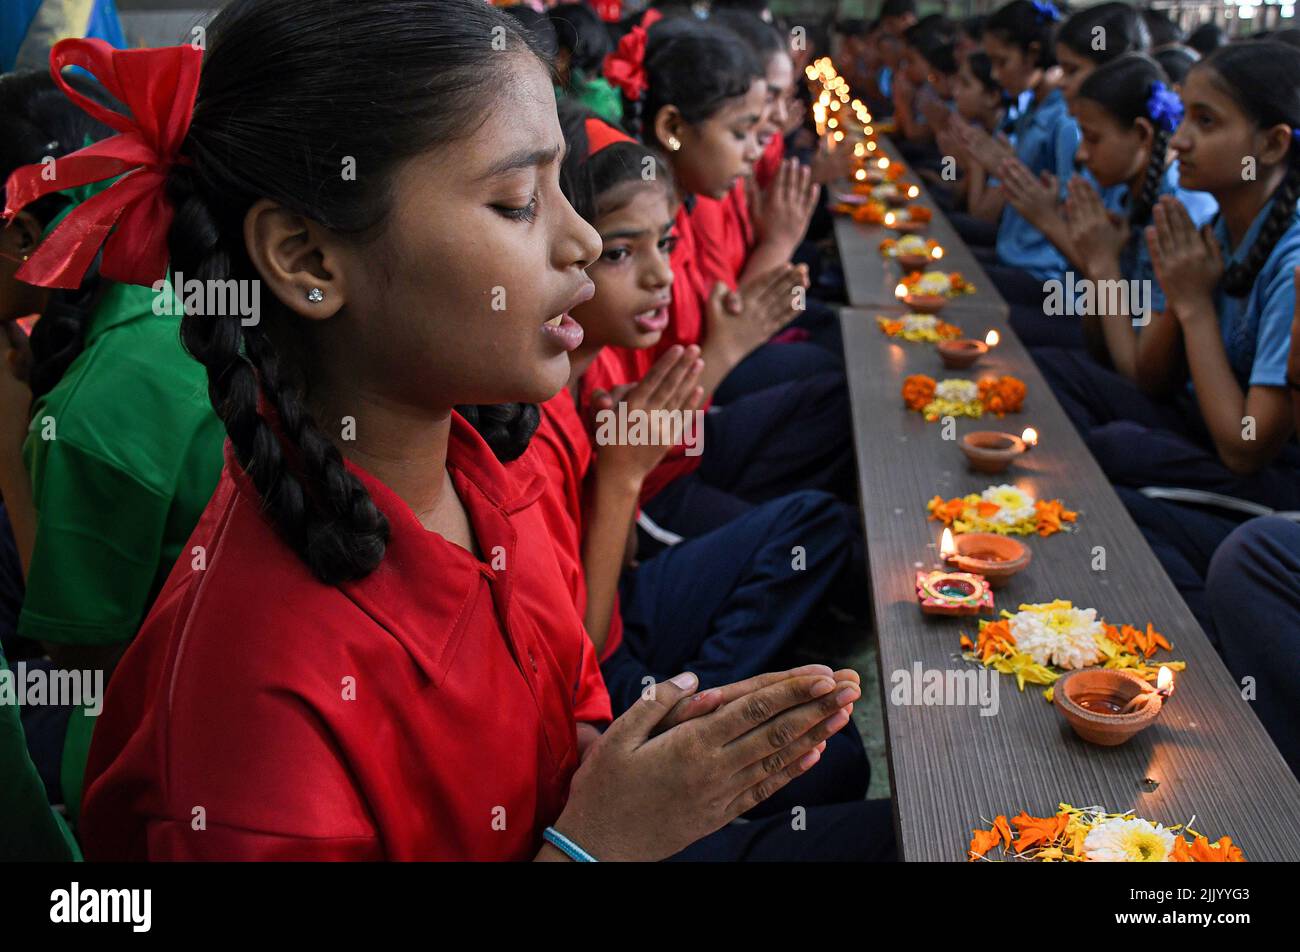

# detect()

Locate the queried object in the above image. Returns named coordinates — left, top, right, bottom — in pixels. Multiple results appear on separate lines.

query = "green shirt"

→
left=560, top=72, right=624, bottom=125
left=18, top=280, right=223, bottom=819
left=20, top=281, right=223, bottom=646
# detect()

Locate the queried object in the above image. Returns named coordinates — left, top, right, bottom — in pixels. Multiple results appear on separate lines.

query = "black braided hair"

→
left=1076, top=54, right=1171, bottom=239
left=1195, top=42, right=1300, bottom=298
left=0, top=70, right=114, bottom=399
left=454, top=404, right=542, bottom=463
left=166, top=0, right=543, bottom=585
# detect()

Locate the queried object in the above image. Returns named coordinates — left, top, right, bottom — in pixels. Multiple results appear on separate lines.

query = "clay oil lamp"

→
left=941, top=528, right=1031, bottom=588
left=960, top=431, right=1027, bottom=474
left=1054, top=666, right=1175, bottom=746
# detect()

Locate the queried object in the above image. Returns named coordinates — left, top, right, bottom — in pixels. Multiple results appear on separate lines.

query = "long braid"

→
left=169, top=169, right=388, bottom=583
left=1221, top=154, right=1300, bottom=298
left=1129, top=127, right=1168, bottom=233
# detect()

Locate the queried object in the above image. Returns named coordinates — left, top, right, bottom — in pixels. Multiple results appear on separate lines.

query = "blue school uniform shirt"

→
left=1114, top=163, right=1218, bottom=315
left=1209, top=194, right=1300, bottom=390
left=995, top=88, right=1080, bottom=281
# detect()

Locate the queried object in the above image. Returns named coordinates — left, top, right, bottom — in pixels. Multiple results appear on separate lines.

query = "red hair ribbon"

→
left=585, top=118, right=634, bottom=157
left=602, top=8, right=662, bottom=102
left=2, top=38, right=202, bottom=290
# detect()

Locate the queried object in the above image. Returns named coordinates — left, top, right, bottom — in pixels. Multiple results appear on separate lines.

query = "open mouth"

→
left=633, top=306, right=671, bottom=334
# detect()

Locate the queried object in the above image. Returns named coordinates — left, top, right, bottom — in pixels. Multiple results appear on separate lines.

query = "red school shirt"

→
left=79, top=413, right=611, bottom=861
left=690, top=181, right=755, bottom=292
left=582, top=201, right=706, bottom=502
left=524, top=389, right=624, bottom=660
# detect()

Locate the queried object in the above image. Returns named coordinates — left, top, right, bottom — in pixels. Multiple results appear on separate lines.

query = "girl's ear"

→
left=1132, top=116, right=1156, bottom=153
left=1257, top=122, right=1293, bottom=167
left=243, top=198, right=346, bottom=320
left=0, top=210, right=45, bottom=257
left=653, top=104, right=686, bottom=153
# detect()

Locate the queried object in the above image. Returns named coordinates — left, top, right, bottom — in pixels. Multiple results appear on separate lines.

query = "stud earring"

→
left=307, top=287, right=324, bottom=303
left=667, top=136, right=681, bottom=152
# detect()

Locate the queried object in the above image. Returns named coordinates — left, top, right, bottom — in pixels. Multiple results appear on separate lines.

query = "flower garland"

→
left=876, top=313, right=962, bottom=343
left=900, top=269, right=974, bottom=297
left=928, top=484, right=1076, bottom=537
left=958, top=600, right=1185, bottom=695
left=969, top=804, right=1244, bottom=862
left=901, top=373, right=1026, bottom=421
left=878, top=235, right=940, bottom=259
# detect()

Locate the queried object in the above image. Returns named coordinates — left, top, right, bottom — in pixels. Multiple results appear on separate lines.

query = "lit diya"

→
left=960, top=431, right=1027, bottom=474
left=915, top=569, right=994, bottom=617
left=1054, top=666, right=1175, bottom=746
left=941, top=528, right=1030, bottom=588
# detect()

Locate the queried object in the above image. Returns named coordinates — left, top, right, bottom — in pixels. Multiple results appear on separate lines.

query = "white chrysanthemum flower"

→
left=1008, top=602, right=1104, bottom=669
left=897, top=235, right=928, bottom=254
left=1083, top=817, right=1175, bottom=862
left=934, top=379, right=978, bottom=403
left=901, top=314, right=937, bottom=334
left=979, top=484, right=1036, bottom=527
left=915, top=272, right=951, bottom=295
left=873, top=184, right=899, bottom=201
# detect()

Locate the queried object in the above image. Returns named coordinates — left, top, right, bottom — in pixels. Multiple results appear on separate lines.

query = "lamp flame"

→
left=894, top=281, right=907, bottom=298
left=940, top=528, right=956, bottom=558
left=1157, top=666, right=1175, bottom=695
left=1021, top=426, right=1038, bottom=447
left=985, top=329, right=999, bottom=347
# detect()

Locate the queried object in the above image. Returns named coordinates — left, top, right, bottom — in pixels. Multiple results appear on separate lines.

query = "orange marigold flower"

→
left=975, top=500, right=1001, bottom=518
left=1189, top=835, right=1246, bottom=863
left=968, top=827, right=1001, bottom=860
left=959, top=634, right=975, bottom=651
left=906, top=203, right=931, bottom=221
left=902, top=374, right=936, bottom=410
left=993, top=814, right=1013, bottom=849
left=879, top=319, right=903, bottom=336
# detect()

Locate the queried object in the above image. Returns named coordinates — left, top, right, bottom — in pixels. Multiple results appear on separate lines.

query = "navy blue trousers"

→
left=672, top=799, right=896, bottom=861
left=603, top=489, right=871, bottom=817
left=642, top=372, right=858, bottom=542
left=1033, top=345, right=1300, bottom=631
left=606, top=490, right=857, bottom=710
left=1206, top=517, right=1300, bottom=780
left=973, top=252, right=1085, bottom=350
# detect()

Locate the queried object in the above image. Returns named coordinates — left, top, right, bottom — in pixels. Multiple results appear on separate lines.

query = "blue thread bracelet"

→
left=543, top=827, right=599, bottom=862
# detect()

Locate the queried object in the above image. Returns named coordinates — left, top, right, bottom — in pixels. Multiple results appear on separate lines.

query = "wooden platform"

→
left=833, top=138, right=1300, bottom=861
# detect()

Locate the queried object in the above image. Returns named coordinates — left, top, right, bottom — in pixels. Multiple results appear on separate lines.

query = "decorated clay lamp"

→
left=915, top=568, right=993, bottom=617
left=960, top=431, right=1027, bottom=474
left=1054, top=667, right=1174, bottom=746
left=941, top=528, right=1031, bottom=588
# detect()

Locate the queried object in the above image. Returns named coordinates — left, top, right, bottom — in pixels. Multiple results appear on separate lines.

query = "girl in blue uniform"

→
left=1034, top=54, right=1218, bottom=382
left=961, top=1, right=1083, bottom=346
left=1039, top=43, right=1300, bottom=628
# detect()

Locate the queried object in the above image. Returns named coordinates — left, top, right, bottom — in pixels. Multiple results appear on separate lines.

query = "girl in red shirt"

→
left=57, top=0, right=869, bottom=861
left=597, top=14, right=858, bottom=541
left=511, top=111, right=887, bottom=851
